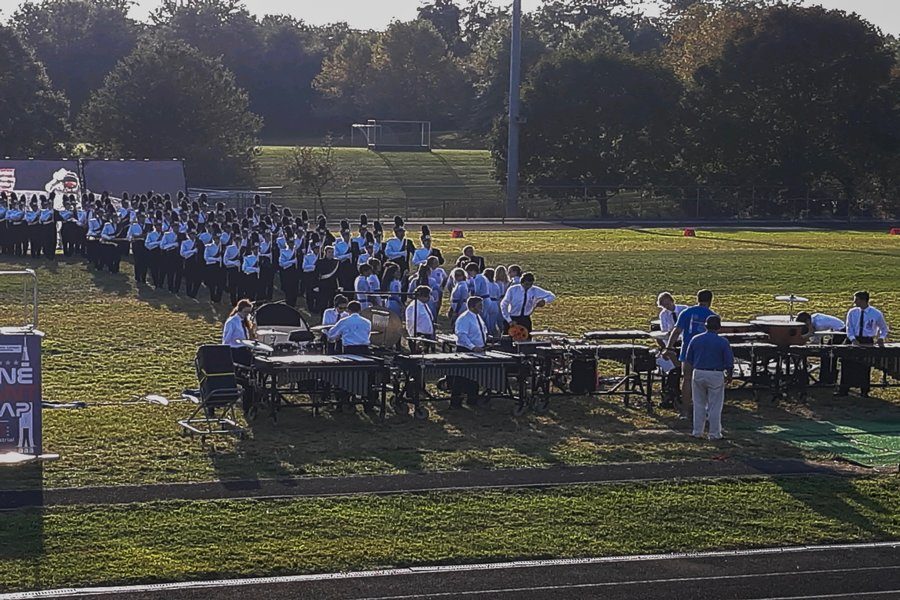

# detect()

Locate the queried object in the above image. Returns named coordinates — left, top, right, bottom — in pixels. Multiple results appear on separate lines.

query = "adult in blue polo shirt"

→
left=684, top=315, right=734, bottom=440
left=664, top=289, right=716, bottom=416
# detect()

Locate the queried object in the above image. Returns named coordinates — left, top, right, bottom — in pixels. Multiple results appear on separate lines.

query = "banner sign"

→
left=0, top=333, right=42, bottom=456
left=82, top=159, right=186, bottom=199
left=0, top=160, right=81, bottom=197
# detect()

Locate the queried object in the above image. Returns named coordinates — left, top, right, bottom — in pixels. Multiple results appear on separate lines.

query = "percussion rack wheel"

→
left=414, top=405, right=429, bottom=420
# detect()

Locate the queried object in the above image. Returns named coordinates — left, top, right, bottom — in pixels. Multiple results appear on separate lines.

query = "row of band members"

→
left=656, top=289, right=890, bottom=404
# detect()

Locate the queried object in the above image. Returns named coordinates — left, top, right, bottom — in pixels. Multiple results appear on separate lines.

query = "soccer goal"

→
left=351, top=120, right=431, bottom=152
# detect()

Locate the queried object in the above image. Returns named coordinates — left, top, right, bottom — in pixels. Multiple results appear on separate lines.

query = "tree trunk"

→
left=598, top=189, right=610, bottom=219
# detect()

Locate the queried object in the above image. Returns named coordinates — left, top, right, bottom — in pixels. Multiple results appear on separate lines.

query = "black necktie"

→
left=477, top=315, right=486, bottom=346
left=519, top=288, right=529, bottom=318
left=858, top=307, right=866, bottom=339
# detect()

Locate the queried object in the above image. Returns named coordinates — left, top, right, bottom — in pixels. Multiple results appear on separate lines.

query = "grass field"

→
left=1, top=228, right=898, bottom=593
left=1, top=228, right=898, bottom=490
left=2, top=476, right=899, bottom=591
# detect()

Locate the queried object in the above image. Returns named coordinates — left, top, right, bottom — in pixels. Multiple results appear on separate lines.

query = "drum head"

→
left=361, top=307, right=403, bottom=348
left=508, top=323, right=529, bottom=342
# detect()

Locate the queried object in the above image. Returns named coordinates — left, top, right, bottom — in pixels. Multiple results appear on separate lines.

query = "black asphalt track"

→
left=5, top=543, right=897, bottom=600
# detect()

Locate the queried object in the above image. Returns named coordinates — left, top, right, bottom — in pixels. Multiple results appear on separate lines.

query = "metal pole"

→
left=505, top=0, right=522, bottom=219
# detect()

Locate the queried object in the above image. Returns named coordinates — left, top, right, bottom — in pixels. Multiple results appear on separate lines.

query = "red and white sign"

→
left=0, top=168, right=15, bottom=191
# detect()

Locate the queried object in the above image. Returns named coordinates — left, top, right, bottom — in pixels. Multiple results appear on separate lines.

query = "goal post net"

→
left=351, top=120, right=431, bottom=152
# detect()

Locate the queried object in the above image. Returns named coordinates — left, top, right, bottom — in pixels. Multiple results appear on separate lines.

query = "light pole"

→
left=506, top=0, right=522, bottom=218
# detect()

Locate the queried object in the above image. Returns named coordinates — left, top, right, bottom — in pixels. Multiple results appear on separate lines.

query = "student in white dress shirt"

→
left=355, top=263, right=373, bottom=309
left=406, top=285, right=436, bottom=352
left=657, top=292, right=688, bottom=334
left=451, top=296, right=489, bottom=407
left=222, top=299, right=255, bottom=367
left=656, top=292, right=688, bottom=409
left=322, top=294, right=349, bottom=353
left=796, top=311, right=845, bottom=340
left=499, top=272, right=556, bottom=335
left=838, top=291, right=890, bottom=397
left=327, top=301, right=372, bottom=355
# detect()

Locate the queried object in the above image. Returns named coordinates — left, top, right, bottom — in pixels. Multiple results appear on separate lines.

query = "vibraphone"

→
left=247, top=354, right=388, bottom=419
left=392, top=351, right=527, bottom=417
left=729, top=342, right=790, bottom=399
left=789, top=343, right=900, bottom=389
left=533, top=342, right=656, bottom=413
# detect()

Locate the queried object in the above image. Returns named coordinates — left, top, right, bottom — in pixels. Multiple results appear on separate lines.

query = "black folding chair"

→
left=179, top=345, right=246, bottom=441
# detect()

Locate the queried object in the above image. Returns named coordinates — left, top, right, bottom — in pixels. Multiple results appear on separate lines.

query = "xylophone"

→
left=533, top=343, right=656, bottom=413
left=789, top=343, right=900, bottom=388
left=247, top=354, right=388, bottom=419
left=392, top=351, right=526, bottom=417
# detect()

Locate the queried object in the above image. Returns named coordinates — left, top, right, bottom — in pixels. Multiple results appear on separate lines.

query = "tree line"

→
left=0, top=0, right=897, bottom=217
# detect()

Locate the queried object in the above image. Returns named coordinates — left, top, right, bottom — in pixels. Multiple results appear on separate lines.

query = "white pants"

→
left=692, top=369, right=725, bottom=439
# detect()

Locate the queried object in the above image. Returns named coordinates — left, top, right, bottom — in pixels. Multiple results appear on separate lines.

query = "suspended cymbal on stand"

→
left=774, top=294, right=809, bottom=318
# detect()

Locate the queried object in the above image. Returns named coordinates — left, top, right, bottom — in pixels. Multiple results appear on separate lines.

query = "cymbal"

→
left=407, top=336, right=438, bottom=345
left=255, top=328, right=283, bottom=337
left=309, top=324, right=333, bottom=333
left=774, top=294, right=809, bottom=303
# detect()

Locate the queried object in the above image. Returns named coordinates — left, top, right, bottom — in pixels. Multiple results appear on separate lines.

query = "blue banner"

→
left=0, top=333, right=42, bottom=455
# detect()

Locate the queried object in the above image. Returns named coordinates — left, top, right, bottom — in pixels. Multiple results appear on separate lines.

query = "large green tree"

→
left=492, top=49, right=686, bottom=217
left=0, top=24, right=70, bottom=157
left=11, top=0, right=138, bottom=115
left=80, top=38, right=261, bottom=185
left=689, top=5, right=900, bottom=216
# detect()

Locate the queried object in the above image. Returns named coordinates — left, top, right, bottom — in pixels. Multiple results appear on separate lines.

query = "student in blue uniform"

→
left=664, top=289, right=717, bottom=417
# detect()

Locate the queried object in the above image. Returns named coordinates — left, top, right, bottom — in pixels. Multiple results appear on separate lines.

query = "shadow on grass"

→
left=0, top=463, right=43, bottom=559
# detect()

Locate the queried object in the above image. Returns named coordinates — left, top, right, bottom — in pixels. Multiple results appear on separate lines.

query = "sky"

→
left=0, top=0, right=898, bottom=36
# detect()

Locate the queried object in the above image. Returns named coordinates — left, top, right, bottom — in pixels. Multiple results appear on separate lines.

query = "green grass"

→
left=1, top=229, right=898, bottom=489
left=2, top=476, right=897, bottom=592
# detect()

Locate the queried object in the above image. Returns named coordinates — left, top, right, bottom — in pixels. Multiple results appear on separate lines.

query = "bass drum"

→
left=361, top=307, right=404, bottom=349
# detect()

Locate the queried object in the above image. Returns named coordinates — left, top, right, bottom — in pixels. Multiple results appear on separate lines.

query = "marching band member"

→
left=385, top=216, right=412, bottom=276
left=664, top=289, right=716, bottom=417
left=160, top=221, right=180, bottom=292
left=353, top=214, right=369, bottom=254
left=39, top=197, right=56, bottom=260
left=838, top=291, right=890, bottom=397
left=383, top=263, right=404, bottom=315
left=100, top=213, right=121, bottom=273
left=144, top=221, right=164, bottom=288
left=657, top=292, right=688, bottom=333
left=58, top=197, right=77, bottom=257
left=405, top=285, right=436, bottom=352
left=459, top=245, right=485, bottom=273
left=656, top=291, right=688, bottom=409
left=301, top=232, right=320, bottom=312
left=180, top=228, right=202, bottom=298
left=240, top=242, right=261, bottom=301
left=508, top=264, right=522, bottom=285
left=204, top=231, right=224, bottom=302
left=452, top=296, right=489, bottom=407
left=127, top=211, right=148, bottom=283
left=499, top=272, right=556, bottom=336
left=279, top=235, right=300, bottom=307
left=258, top=230, right=275, bottom=302
left=355, top=263, right=373, bottom=309
left=222, top=299, right=256, bottom=397
left=358, top=231, right=378, bottom=266
left=448, top=267, right=469, bottom=324
left=334, top=220, right=356, bottom=292
left=412, top=226, right=444, bottom=268
left=25, top=198, right=40, bottom=258
left=7, top=198, right=25, bottom=256
left=316, top=245, right=340, bottom=313
left=0, top=195, right=8, bottom=255
left=366, top=258, right=383, bottom=307
left=796, top=311, right=845, bottom=341
left=427, top=255, right=447, bottom=316
left=322, top=294, right=350, bottom=326
left=326, top=300, right=372, bottom=356
left=482, top=268, right=501, bottom=338
left=223, top=232, right=242, bottom=306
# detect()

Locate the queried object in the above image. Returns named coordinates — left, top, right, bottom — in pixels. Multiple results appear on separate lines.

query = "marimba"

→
left=392, top=351, right=526, bottom=417
left=789, top=343, right=900, bottom=389
left=248, top=354, right=388, bottom=419
left=533, top=343, right=656, bottom=413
